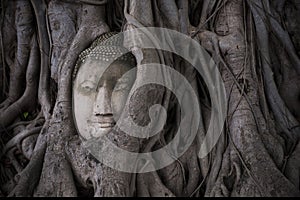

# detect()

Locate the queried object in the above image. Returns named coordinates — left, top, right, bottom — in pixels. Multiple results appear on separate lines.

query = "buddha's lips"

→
left=89, top=118, right=116, bottom=128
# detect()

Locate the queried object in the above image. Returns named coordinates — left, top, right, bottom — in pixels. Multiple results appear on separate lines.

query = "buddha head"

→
left=73, top=32, right=136, bottom=140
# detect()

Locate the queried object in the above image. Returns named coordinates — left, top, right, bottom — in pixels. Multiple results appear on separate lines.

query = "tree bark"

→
left=0, top=0, right=299, bottom=197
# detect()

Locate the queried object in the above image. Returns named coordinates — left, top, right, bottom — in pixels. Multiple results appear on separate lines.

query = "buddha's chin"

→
left=88, top=124, right=114, bottom=138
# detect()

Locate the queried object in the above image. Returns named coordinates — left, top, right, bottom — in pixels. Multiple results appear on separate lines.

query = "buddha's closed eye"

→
left=80, top=80, right=97, bottom=93
left=114, top=77, right=132, bottom=91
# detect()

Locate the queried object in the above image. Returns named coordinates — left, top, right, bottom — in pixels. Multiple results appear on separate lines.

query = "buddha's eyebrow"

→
left=81, top=72, right=101, bottom=82
left=80, top=79, right=97, bottom=85
left=117, top=76, right=132, bottom=83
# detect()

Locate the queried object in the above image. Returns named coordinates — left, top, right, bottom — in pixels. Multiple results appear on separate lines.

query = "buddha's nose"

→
left=93, top=86, right=113, bottom=116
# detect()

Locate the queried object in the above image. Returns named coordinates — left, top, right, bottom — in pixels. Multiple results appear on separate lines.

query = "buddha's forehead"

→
left=76, top=59, right=136, bottom=83
left=76, top=59, right=103, bottom=84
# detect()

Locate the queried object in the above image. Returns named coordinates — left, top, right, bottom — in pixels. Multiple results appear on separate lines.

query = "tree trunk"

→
left=0, top=0, right=299, bottom=197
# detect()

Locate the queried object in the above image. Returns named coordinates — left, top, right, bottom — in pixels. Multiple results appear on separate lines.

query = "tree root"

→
left=1, top=127, right=42, bottom=159
left=136, top=171, right=175, bottom=197
left=248, top=0, right=300, bottom=75
left=1, top=0, right=299, bottom=197
left=8, top=121, right=48, bottom=197
left=248, top=0, right=300, bottom=151
left=34, top=3, right=110, bottom=196
left=6, top=148, right=23, bottom=173
left=0, top=35, right=40, bottom=127
left=2, top=0, right=34, bottom=108
left=199, top=0, right=300, bottom=196
left=31, top=0, right=52, bottom=120
left=64, top=136, right=96, bottom=192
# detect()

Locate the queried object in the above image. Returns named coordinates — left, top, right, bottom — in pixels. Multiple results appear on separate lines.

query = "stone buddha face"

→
left=73, top=58, right=136, bottom=140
